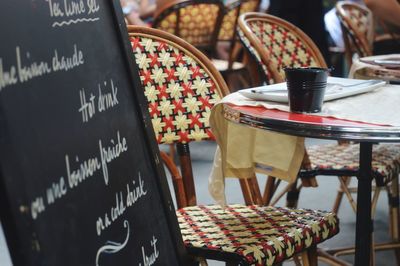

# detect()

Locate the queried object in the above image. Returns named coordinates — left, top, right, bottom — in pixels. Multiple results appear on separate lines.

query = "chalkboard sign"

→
left=0, top=0, right=192, bottom=265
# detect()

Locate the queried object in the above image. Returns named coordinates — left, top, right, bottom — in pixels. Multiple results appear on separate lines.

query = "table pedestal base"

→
left=355, top=142, right=373, bottom=266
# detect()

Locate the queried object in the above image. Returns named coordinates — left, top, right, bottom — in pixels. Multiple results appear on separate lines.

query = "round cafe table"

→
left=349, top=54, right=400, bottom=84
left=222, top=104, right=400, bottom=266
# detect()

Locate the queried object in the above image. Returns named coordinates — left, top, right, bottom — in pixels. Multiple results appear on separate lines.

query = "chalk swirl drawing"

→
left=95, top=220, right=130, bottom=266
left=52, top=18, right=100, bottom=28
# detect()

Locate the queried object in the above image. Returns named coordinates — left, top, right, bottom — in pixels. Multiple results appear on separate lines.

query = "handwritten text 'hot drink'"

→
left=79, top=79, right=119, bottom=123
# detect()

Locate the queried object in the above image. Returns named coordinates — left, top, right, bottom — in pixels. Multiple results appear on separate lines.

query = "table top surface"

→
left=224, top=104, right=400, bottom=142
left=351, top=54, right=400, bottom=83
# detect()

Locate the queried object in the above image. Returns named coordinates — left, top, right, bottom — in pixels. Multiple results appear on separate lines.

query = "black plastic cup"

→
left=284, top=67, right=329, bottom=113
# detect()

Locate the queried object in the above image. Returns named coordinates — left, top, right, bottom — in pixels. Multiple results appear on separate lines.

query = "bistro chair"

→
left=237, top=12, right=327, bottom=85
left=238, top=12, right=400, bottom=260
left=151, top=0, right=225, bottom=165
left=128, top=25, right=339, bottom=265
left=335, top=1, right=374, bottom=66
left=153, top=0, right=256, bottom=90
left=217, top=0, right=260, bottom=88
left=152, top=0, right=225, bottom=56
left=152, top=0, right=262, bottom=204
left=151, top=0, right=224, bottom=162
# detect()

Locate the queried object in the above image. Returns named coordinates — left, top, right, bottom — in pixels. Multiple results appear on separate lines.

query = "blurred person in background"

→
left=121, top=0, right=156, bottom=25
left=364, top=0, right=400, bottom=54
left=365, top=0, right=400, bottom=28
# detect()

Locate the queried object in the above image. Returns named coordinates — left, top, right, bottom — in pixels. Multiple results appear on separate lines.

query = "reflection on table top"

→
left=350, top=54, right=400, bottom=83
left=224, top=104, right=400, bottom=142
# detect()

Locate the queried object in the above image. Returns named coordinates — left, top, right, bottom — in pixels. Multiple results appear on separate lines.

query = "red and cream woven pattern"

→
left=307, top=143, right=400, bottom=185
left=238, top=27, right=272, bottom=82
left=130, top=35, right=221, bottom=144
left=177, top=204, right=339, bottom=265
left=246, top=20, right=320, bottom=84
left=155, top=4, right=221, bottom=47
left=336, top=4, right=373, bottom=56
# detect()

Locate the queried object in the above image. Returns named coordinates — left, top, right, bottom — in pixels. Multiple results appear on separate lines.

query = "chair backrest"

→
left=238, top=12, right=327, bottom=84
left=128, top=26, right=229, bottom=145
left=128, top=26, right=230, bottom=207
left=152, top=0, right=225, bottom=55
left=336, top=1, right=374, bottom=63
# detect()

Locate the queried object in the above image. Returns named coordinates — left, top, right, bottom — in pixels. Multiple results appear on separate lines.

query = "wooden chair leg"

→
left=371, top=187, right=381, bottom=218
left=387, top=176, right=400, bottom=263
left=168, top=143, right=176, bottom=161
left=286, top=178, right=300, bottom=208
left=177, top=143, right=197, bottom=206
left=248, top=175, right=263, bottom=205
left=269, top=181, right=293, bottom=206
left=317, top=248, right=352, bottom=266
left=338, top=176, right=357, bottom=213
left=370, top=233, right=375, bottom=266
left=239, top=178, right=254, bottom=205
left=301, top=245, right=318, bottom=266
left=228, top=41, right=243, bottom=69
left=239, top=175, right=263, bottom=205
left=292, top=255, right=302, bottom=266
left=160, top=151, right=188, bottom=208
left=198, top=258, right=207, bottom=266
left=263, top=176, right=277, bottom=206
left=332, top=176, right=352, bottom=214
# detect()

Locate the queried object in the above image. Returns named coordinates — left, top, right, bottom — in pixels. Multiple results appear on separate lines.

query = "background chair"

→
left=238, top=11, right=400, bottom=261
left=128, top=25, right=339, bottom=266
left=152, top=0, right=225, bottom=56
left=336, top=1, right=400, bottom=66
left=237, top=12, right=327, bottom=85
left=216, top=0, right=261, bottom=89
left=153, top=0, right=257, bottom=90
left=335, top=1, right=374, bottom=66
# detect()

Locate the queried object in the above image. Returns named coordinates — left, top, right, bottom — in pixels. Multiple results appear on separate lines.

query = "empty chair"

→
left=153, top=0, right=255, bottom=90
left=336, top=1, right=374, bottom=65
left=217, top=0, right=260, bottom=71
left=152, top=0, right=262, bottom=203
left=153, top=0, right=225, bottom=55
left=128, top=25, right=339, bottom=265
left=238, top=12, right=326, bottom=85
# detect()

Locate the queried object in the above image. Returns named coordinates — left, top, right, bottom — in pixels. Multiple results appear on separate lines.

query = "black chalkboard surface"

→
left=0, top=0, right=192, bottom=265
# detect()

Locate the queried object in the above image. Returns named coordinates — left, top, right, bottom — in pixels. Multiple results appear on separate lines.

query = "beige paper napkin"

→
left=208, top=99, right=305, bottom=206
